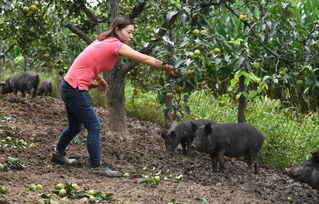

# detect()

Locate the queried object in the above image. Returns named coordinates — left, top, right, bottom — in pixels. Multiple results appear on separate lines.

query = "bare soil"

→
left=0, top=95, right=318, bottom=204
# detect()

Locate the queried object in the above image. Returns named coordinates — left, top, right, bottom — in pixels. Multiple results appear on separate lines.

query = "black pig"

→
left=0, top=71, right=39, bottom=98
left=161, top=119, right=216, bottom=155
left=288, top=152, right=319, bottom=190
left=37, top=80, right=52, bottom=96
left=192, top=123, right=264, bottom=174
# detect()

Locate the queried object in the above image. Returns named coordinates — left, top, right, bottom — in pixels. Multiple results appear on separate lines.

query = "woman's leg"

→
left=55, top=105, right=82, bottom=153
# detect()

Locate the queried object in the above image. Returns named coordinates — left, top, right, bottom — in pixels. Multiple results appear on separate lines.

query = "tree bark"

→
left=104, top=61, right=127, bottom=134
left=237, top=75, right=246, bottom=123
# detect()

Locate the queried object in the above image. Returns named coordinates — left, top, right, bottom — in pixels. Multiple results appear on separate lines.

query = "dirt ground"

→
left=0, top=94, right=318, bottom=204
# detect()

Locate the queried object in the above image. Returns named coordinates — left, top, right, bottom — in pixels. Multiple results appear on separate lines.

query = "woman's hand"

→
left=95, top=75, right=108, bottom=93
left=163, top=64, right=179, bottom=77
left=97, top=79, right=108, bottom=93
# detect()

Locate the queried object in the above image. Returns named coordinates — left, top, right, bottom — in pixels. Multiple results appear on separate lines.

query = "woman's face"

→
left=116, top=24, right=134, bottom=44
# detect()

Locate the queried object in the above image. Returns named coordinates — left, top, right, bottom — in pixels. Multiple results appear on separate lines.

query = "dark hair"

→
left=96, top=17, right=134, bottom=41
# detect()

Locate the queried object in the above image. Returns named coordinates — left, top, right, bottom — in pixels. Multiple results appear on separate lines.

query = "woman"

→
left=51, top=17, right=177, bottom=177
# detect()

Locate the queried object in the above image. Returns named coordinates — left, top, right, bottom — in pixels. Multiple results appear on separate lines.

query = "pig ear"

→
left=204, top=123, right=212, bottom=135
left=161, top=132, right=167, bottom=139
left=171, top=131, right=176, bottom=138
left=191, top=122, right=198, bottom=132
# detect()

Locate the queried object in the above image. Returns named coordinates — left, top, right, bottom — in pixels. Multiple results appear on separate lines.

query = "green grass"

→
left=125, top=83, right=319, bottom=168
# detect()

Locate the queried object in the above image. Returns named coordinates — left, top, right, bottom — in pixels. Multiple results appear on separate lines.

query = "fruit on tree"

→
left=33, top=1, right=40, bottom=6
left=29, top=5, right=37, bottom=12
left=296, top=80, right=304, bottom=86
left=200, top=29, right=208, bottom=35
left=251, top=62, right=260, bottom=69
left=166, top=93, right=174, bottom=99
left=213, top=48, right=221, bottom=55
left=192, top=29, right=200, bottom=36
left=239, top=13, right=249, bottom=21
left=23, top=7, right=29, bottom=14
left=188, top=52, right=195, bottom=58
left=194, top=49, right=201, bottom=55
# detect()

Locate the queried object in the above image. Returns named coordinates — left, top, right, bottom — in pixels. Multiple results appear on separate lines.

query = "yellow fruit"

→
left=123, top=173, right=129, bottom=178
left=175, top=111, right=182, bottom=119
left=58, top=189, right=67, bottom=197
left=29, top=5, right=37, bottom=11
left=296, top=80, right=304, bottom=86
left=293, top=72, right=299, bottom=77
left=188, top=52, right=195, bottom=58
left=29, top=184, right=37, bottom=191
left=154, top=176, right=160, bottom=182
left=33, top=1, right=40, bottom=7
left=251, top=62, right=260, bottom=69
left=200, top=29, right=208, bottom=35
left=88, top=195, right=95, bottom=202
left=194, top=49, right=201, bottom=55
left=6, top=136, right=12, bottom=142
left=0, top=186, right=8, bottom=194
left=166, top=93, right=174, bottom=99
left=0, top=164, right=5, bottom=170
left=192, top=29, right=200, bottom=36
left=87, top=189, right=95, bottom=195
left=36, top=184, right=43, bottom=190
left=71, top=183, right=79, bottom=190
left=239, top=14, right=248, bottom=21
left=213, top=48, right=221, bottom=55
left=23, top=7, right=29, bottom=14
left=187, top=70, right=195, bottom=76
left=55, top=183, right=64, bottom=190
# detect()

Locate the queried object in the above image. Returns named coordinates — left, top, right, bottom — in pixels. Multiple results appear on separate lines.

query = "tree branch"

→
left=0, top=44, right=16, bottom=59
left=74, top=0, right=108, bottom=23
left=129, top=0, right=148, bottom=20
left=65, top=23, right=93, bottom=44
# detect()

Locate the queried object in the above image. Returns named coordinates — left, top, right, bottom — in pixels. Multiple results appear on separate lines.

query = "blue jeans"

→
left=55, top=80, right=101, bottom=167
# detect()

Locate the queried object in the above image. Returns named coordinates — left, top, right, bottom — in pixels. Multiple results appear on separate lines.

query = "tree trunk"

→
left=104, top=62, right=127, bottom=135
left=237, top=75, right=246, bottom=123
left=0, top=45, right=3, bottom=80
left=23, top=53, right=28, bottom=71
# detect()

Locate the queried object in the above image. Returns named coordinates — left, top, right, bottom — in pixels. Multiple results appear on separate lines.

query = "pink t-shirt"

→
left=64, top=36, right=124, bottom=90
